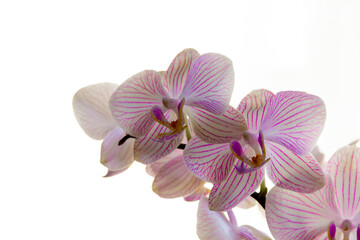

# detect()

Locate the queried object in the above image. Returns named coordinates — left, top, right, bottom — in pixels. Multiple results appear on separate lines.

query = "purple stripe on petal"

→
left=183, top=137, right=236, bottom=184
left=110, top=70, right=169, bottom=137
left=325, top=145, right=360, bottom=220
left=237, top=89, right=275, bottom=133
left=209, top=160, right=265, bottom=211
left=180, top=53, right=234, bottom=115
left=265, top=178, right=341, bottom=240
left=265, top=141, right=325, bottom=193
left=314, top=232, right=330, bottom=240
left=73, top=83, right=118, bottom=140
left=185, top=106, right=247, bottom=144
left=260, top=91, right=326, bottom=155
left=152, top=155, right=204, bottom=198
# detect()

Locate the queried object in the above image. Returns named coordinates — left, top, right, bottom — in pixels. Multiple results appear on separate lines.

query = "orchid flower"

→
left=197, top=197, right=272, bottom=240
left=73, top=83, right=181, bottom=176
left=266, top=145, right=360, bottom=240
left=184, top=89, right=326, bottom=210
left=73, top=83, right=135, bottom=176
left=110, top=48, right=247, bottom=149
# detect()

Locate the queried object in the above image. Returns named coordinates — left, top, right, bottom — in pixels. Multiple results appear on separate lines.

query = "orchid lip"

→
left=230, top=140, right=255, bottom=167
left=150, top=99, right=187, bottom=141
left=234, top=158, right=270, bottom=174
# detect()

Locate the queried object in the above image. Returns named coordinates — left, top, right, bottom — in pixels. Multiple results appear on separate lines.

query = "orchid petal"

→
left=145, top=149, right=183, bottom=177
left=153, top=131, right=181, bottom=143
left=180, top=53, right=234, bottom=115
left=265, top=141, right=325, bottom=193
left=110, top=70, right=169, bottom=137
left=134, top=120, right=184, bottom=164
left=325, top=145, right=360, bottom=219
left=145, top=134, right=189, bottom=176
left=237, top=89, right=275, bottom=133
left=315, top=231, right=348, bottom=240
left=314, top=232, right=331, bottom=240
left=209, top=160, right=265, bottom=211
left=103, top=169, right=123, bottom=178
left=73, top=83, right=118, bottom=140
left=354, top=211, right=360, bottom=225
left=237, top=196, right=257, bottom=209
left=145, top=158, right=170, bottom=178
left=260, top=91, right=326, bottom=155
left=100, top=127, right=135, bottom=172
left=240, top=225, right=272, bottom=240
left=152, top=155, right=204, bottom=198
left=184, top=186, right=210, bottom=202
left=197, top=197, right=240, bottom=240
left=165, top=48, right=200, bottom=98
left=238, top=226, right=265, bottom=240
left=266, top=177, right=341, bottom=240
left=158, top=70, right=169, bottom=92
left=183, top=137, right=236, bottom=184
left=185, top=106, right=247, bottom=144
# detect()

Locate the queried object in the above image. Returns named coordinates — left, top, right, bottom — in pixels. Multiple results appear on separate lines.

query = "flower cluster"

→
left=73, top=48, right=359, bottom=240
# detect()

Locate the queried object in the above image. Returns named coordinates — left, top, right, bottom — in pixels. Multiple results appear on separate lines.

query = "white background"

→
left=1, top=0, right=360, bottom=239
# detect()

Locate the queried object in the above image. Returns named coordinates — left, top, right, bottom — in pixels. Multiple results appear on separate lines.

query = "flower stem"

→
left=184, top=116, right=192, bottom=141
left=227, top=209, right=238, bottom=227
left=260, top=178, right=266, bottom=193
left=250, top=178, right=267, bottom=209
